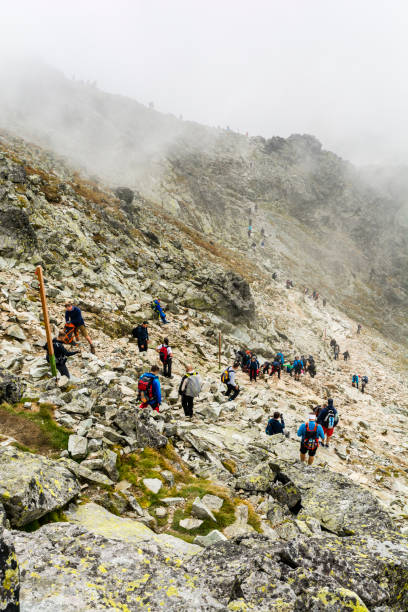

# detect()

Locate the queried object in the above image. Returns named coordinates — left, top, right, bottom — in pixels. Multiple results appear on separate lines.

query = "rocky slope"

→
left=0, top=124, right=407, bottom=610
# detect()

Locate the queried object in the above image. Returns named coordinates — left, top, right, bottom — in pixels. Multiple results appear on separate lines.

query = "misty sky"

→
left=2, top=0, right=408, bottom=165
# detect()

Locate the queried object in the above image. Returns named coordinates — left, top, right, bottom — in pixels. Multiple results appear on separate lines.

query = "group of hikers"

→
left=234, top=349, right=317, bottom=383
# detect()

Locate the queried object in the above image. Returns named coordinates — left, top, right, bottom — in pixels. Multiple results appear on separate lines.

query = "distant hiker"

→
left=248, top=224, right=253, bottom=238
left=293, top=357, right=303, bottom=381
left=343, top=350, right=350, bottom=361
left=221, top=362, right=240, bottom=401
left=352, top=374, right=359, bottom=389
left=179, top=365, right=202, bottom=418
left=276, top=351, right=284, bottom=366
left=132, top=321, right=149, bottom=352
left=260, top=227, right=265, bottom=237
left=357, top=324, right=362, bottom=335
left=286, top=279, right=294, bottom=289
left=304, top=287, right=309, bottom=295
left=138, top=365, right=161, bottom=412
left=43, top=331, right=79, bottom=379
left=317, top=398, right=339, bottom=448
left=242, top=351, right=252, bottom=371
left=65, top=302, right=95, bottom=354
left=297, top=414, right=324, bottom=465
left=334, top=345, right=340, bottom=360
left=306, top=358, right=316, bottom=378
left=270, top=359, right=281, bottom=379
left=361, top=376, right=368, bottom=394
left=312, top=290, right=317, bottom=299
left=330, top=338, right=336, bottom=350
left=251, top=241, right=257, bottom=250
left=323, top=298, right=327, bottom=307
left=266, top=412, right=286, bottom=436
left=272, top=272, right=277, bottom=280
left=152, top=299, right=168, bottom=324
left=314, top=292, right=319, bottom=301
left=249, top=355, right=259, bottom=382
left=157, top=337, right=172, bottom=378
left=260, top=239, right=265, bottom=248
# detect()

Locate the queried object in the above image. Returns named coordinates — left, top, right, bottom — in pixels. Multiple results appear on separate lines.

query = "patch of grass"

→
left=171, top=492, right=236, bottom=536
left=21, top=508, right=68, bottom=532
left=222, top=458, right=237, bottom=474
left=0, top=402, right=70, bottom=455
left=237, top=499, right=263, bottom=533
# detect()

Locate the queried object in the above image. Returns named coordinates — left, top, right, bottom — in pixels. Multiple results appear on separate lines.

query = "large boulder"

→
left=114, top=187, right=134, bottom=205
left=0, top=527, right=19, bottom=611
left=0, top=447, right=80, bottom=527
left=0, top=368, right=25, bottom=405
left=113, top=409, right=167, bottom=449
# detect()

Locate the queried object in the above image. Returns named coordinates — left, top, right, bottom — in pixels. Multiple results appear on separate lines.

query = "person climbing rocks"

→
left=293, top=357, right=303, bottom=381
left=343, top=350, right=350, bottom=361
left=317, top=398, right=339, bottom=448
left=286, top=279, right=294, bottom=289
left=248, top=222, right=252, bottom=238
left=276, top=351, right=284, bottom=366
left=157, top=337, right=173, bottom=378
left=266, top=411, right=286, bottom=436
left=138, top=365, right=161, bottom=412
left=297, top=414, right=324, bottom=465
left=249, top=355, right=259, bottom=383
left=242, top=351, right=252, bottom=372
left=64, top=302, right=95, bottom=354
left=352, top=374, right=359, bottom=389
left=357, top=324, right=362, bottom=334
left=334, top=344, right=340, bottom=360
left=261, top=361, right=271, bottom=376
left=43, top=331, right=79, bottom=379
left=132, top=321, right=149, bottom=352
left=178, top=365, right=202, bottom=418
left=270, top=358, right=281, bottom=379
left=152, top=299, right=168, bottom=324
left=361, top=376, right=368, bottom=393
left=221, top=362, right=240, bottom=401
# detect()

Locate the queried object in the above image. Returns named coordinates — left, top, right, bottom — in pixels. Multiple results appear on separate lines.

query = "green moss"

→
left=21, top=508, right=68, bottom=532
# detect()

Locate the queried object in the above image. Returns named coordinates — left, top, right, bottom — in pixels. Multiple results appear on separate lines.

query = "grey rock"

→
left=194, top=529, right=227, bottom=547
left=201, top=494, right=224, bottom=512
left=179, top=517, right=203, bottom=530
left=161, top=497, right=185, bottom=506
left=68, top=435, right=88, bottom=460
left=191, top=497, right=216, bottom=522
left=0, top=367, right=25, bottom=404
left=143, top=478, right=162, bottom=494
left=101, top=449, right=119, bottom=482
left=113, top=409, right=167, bottom=449
left=5, top=324, right=26, bottom=341
left=0, top=526, right=19, bottom=609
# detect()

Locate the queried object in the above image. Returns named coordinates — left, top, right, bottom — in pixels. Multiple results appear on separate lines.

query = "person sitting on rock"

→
left=361, top=376, right=368, bottom=394
left=249, top=355, right=259, bottom=383
left=151, top=299, right=168, bottom=324
left=270, top=359, right=281, bottom=379
left=266, top=411, right=286, bottom=436
left=65, top=301, right=95, bottom=354
left=352, top=374, right=359, bottom=389
left=132, top=321, right=149, bottom=352
left=157, top=337, right=172, bottom=378
left=138, top=365, right=161, bottom=412
left=44, top=330, right=79, bottom=379
left=179, top=365, right=202, bottom=419
left=221, top=362, right=240, bottom=401
left=343, top=350, right=350, bottom=361
left=297, top=414, right=324, bottom=465
left=317, top=398, right=339, bottom=448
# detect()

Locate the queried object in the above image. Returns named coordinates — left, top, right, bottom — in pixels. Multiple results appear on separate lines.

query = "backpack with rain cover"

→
left=221, top=368, right=231, bottom=384
left=304, top=422, right=319, bottom=450
left=159, top=346, right=169, bottom=363
left=138, top=374, right=155, bottom=404
left=62, top=323, right=77, bottom=344
left=184, top=372, right=201, bottom=397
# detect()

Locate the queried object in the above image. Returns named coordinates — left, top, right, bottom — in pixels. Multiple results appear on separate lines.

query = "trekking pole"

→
left=218, top=331, right=221, bottom=370
left=35, top=265, right=57, bottom=378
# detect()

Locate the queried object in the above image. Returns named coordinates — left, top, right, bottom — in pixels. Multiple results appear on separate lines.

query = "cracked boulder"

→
left=0, top=368, right=25, bottom=405
left=113, top=408, right=167, bottom=449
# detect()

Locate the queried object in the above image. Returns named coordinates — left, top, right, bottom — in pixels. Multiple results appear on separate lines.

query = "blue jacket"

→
left=297, top=421, right=324, bottom=442
left=266, top=417, right=285, bottom=435
left=65, top=306, right=85, bottom=327
left=276, top=352, right=284, bottom=365
left=249, top=359, right=259, bottom=370
left=317, top=406, right=338, bottom=428
left=141, top=372, right=161, bottom=405
left=352, top=375, right=359, bottom=383
left=293, top=359, right=304, bottom=369
left=153, top=300, right=167, bottom=321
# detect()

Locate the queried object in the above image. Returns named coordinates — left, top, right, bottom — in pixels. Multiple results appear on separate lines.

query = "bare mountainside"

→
left=0, top=62, right=407, bottom=343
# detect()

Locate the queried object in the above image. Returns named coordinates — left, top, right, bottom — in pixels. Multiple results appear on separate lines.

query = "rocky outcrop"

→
left=0, top=528, right=19, bottom=612
left=113, top=409, right=168, bottom=449
left=0, top=369, right=24, bottom=405
left=0, top=447, right=80, bottom=527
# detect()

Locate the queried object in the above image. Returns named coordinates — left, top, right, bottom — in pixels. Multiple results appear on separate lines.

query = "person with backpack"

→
left=249, top=355, right=259, bottom=383
left=221, top=362, right=240, bottom=401
left=297, top=414, right=325, bottom=465
left=138, top=365, right=161, bottom=412
left=317, top=398, right=339, bottom=448
left=343, top=350, right=350, bottom=361
left=293, top=357, right=303, bottom=381
left=276, top=351, right=284, bottom=366
left=43, top=331, right=79, bottom=379
left=357, top=324, right=362, bottom=335
left=152, top=299, right=168, bottom=324
left=157, top=338, right=172, bottom=378
left=334, top=344, right=340, bottom=360
left=178, top=365, right=202, bottom=418
left=270, top=359, right=281, bottom=379
left=261, top=361, right=271, bottom=376
left=266, top=411, right=286, bottom=436
left=361, top=376, right=368, bottom=393
left=306, top=357, right=316, bottom=378
left=352, top=374, right=359, bottom=389
left=64, top=302, right=95, bottom=354
left=330, top=338, right=336, bottom=351
left=132, top=321, right=149, bottom=352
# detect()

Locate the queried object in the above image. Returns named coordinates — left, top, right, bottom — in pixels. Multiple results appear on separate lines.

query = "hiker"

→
left=272, top=272, right=277, bottom=280
left=286, top=279, right=293, bottom=289
left=297, top=414, right=324, bottom=465
left=361, top=376, right=368, bottom=393
left=248, top=224, right=252, bottom=238
left=138, top=365, right=161, bottom=412
left=157, top=337, right=172, bottom=378
left=64, top=302, right=95, bottom=354
left=323, top=298, right=327, bottom=307
left=249, top=355, right=259, bottom=383
left=132, top=321, right=149, bottom=352
left=242, top=351, right=252, bottom=372
left=221, top=362, right=240, bottom=401
left=266, top=412, right=286, bottom=436
left=330, top=338, right=336, bottom=350
left=270, top=359, right=281, bottom=379
left=260, top=239, right=265, bottom=248
left=235, top=349, right=246, bottom=367
left=357, top=324, right=362, bottom=334
left=352, top=374, right=359, bottom=389
left=276, top=351, right=284, bottom=366
left=261, top=361, right=271, bottom=375
left=317, top=398, right=339, bottom=448
left=334, top=344, right=340, bottom=360
left=343, top=350, right=350, bottom=361
left=260, top=227, right=265, bottom=237
left=306, top=358, right=316, bottom=378
left=43, top=331, right=79, bottom=379
left=293, top=357, right=303, bottom=381
left=178, top=365, right=202, bottom=418
left=152, top=299, right=168, bottom=324
left=251, top=241, right=257, bottom=251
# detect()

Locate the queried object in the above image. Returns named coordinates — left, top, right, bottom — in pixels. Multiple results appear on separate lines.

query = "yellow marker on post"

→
left=35, top=265, right=57, bottom=378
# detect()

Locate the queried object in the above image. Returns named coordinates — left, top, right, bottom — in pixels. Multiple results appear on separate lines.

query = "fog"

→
left=1, top=0, right=408, bottom=166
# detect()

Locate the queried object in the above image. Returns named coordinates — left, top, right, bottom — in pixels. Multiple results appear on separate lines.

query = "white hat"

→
left=308, top=414, right=316, bottom=420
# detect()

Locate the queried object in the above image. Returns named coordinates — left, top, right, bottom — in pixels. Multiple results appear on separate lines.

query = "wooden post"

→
left=218, top=331, right=221, bottom=370
left=35, top=265, right=57, bottom=378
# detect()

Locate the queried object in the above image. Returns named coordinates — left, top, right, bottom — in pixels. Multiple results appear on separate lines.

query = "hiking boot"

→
left=90, top=345, right=96, bottom=355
